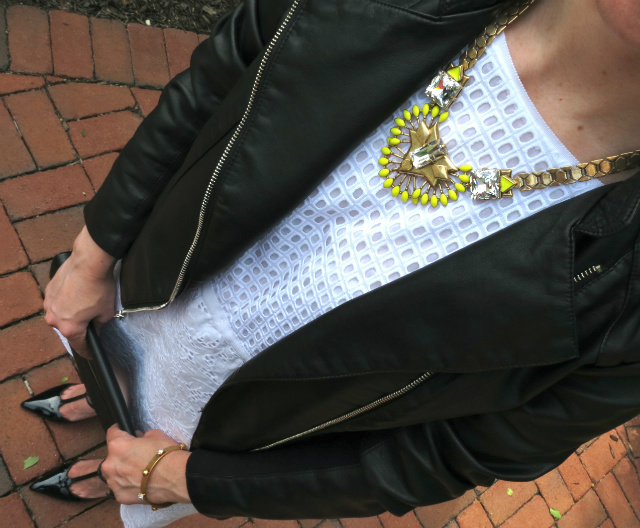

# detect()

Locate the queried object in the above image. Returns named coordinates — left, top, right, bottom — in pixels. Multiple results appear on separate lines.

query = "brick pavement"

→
left=0, top=5, right=638, bottom=528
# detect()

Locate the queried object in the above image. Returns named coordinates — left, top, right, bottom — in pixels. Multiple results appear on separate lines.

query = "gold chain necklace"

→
left=377, top=0, right=640, bottom=208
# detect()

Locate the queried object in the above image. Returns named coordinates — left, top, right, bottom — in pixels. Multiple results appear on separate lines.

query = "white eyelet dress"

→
left=58, top=33, right=602, bottom=527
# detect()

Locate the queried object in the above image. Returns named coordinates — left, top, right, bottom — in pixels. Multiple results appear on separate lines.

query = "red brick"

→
left=557, top=490, right=607, bottom=528
left=83, top=152, right=118, bottom=190
left=198, top=34, right=209, bottom=43
left=580, top=434, right=628, bottom=483
left=0, top=493, right=34, bottom=527
left=596, top=472, right=640, bottom=528
left=91, top=17, right=134, bottom=84
left=559, top=453, right=593, bottom=500
left=0, top=457, right=13, bottom=495
left=49, top=10, right=93, bottom=79
left=128, top=23, right=170, bottom=87
left=629, top=427, right=640, bottom=457
left=49, top=82, right=135, bottom=120
left=0, top=102, right=36, bottom=179
left=340, top=518, right=384, bottom=528
left=0, top=73, right=45, bottom=95
left=0, top=206, right=28, bottom=274
left=20, top=478, right=103, bottom=528
left=7, top=6, right=52, bottom=74
left=131, top=86, right=162, bottom=117
left=501, top=496, right=554, bottom=528
left=456, top=502, right=492, bottom=528
left=627, top=415, right=640, bottom=427
left=46, top=75, right=66, bottom=85
left=0, top=378, right=60, bottom=485
left=163, top=28, right=199, bottom=78
left=599, top=520, right=614, bottom=528
left=68, top=110, right=142, bottom=158
left=25, top=356, right=105, bottom=460
left=0, top=316, right=65, bottom=382
left=0, top=9, right=8, bottom=71
left=613, top=457, right=640, bottom=518
left=14, top=206, right=85, bottom=262
left=251, top=522, right=301, bottom=528
left=536, top=468, right=574, bottom=515
left=415, top=490, right=476, bottom=528
left=4, top=90, right=76, bottom=169
left=613, top=426, right=630, bottom=453
left=63, top=498, right=123, bottom=528
left=378, top=511, right=422, bottom=528
left=0, top=164, right=93, bottom=220
left=479, top=479, right=538, bottom=525
left=299, top=520, right=324, bottom=528
left=31, top=260, right=52, bottom=290
left=0, top=272, right=42, bottom=328
left=318, top=522, right=343, bottom=528
left=168, top=516, right=249, bottom=528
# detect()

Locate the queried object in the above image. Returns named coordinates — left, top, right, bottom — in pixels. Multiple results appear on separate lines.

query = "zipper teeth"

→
left=252, top=372, right=434, bottom=452
left=116, top=0, right=303, bottom=317
left=573, top=264, right=602, bottom=283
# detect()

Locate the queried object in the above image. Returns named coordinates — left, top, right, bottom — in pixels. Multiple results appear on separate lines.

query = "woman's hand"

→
left=102, top=425, right=191, bottom=505
left=43, top=226, right=117, bottom=357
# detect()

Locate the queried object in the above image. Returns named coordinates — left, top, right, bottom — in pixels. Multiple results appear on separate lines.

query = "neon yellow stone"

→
left=403, top=110, right=412, bottom=121
left=430, top=195, right=438, bottom=208
left=388, top=137, right=400, bottom=146
left=421, top=194, right=429, bottom=205
left=384, top=178, right=394, bottom=188
left=455, top=183, right=466, bottom=192
left=459, top=164, right=472, bottom=172
left=379, top=168, right=390, bottom=177
left=458, top=174, right=470, bottom=183
left=411, top=188, right=421, bottom=199
left=447, top=66, right=462, bottom=81
left=395, top=118, right=406, bottom=127
left=440, top=194, right=448, bottom=206
left=412, top=197, right=419, bottom=205
left=392, top=185, right=401, bottom=197
left=401, top=190, right=409, bottom=203
left=422, top=103, right=430, bottom=116
left=439, top=112, right=449, bottom=123
left=431, top=105, right=440, bottom=118
left=391, top=127, right=402, bottom=136
left=501, top=176, right=515, bottom=193
left=379, top=158, right=389, bottom=165
left=381, top=147, right=391, bottom=155
left=412, top=105, right=420, bottom=117
left=448, top=189, right=458, bottom=201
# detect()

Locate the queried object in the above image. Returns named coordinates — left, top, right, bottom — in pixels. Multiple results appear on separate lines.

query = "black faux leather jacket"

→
left=83, top=0, right=640, bottom=519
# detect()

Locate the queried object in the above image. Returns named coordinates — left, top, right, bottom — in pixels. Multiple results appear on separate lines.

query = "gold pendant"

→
left=378, top=103, right=470, bottom=207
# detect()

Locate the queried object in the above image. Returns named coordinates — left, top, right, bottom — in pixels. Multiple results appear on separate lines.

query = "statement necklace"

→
left=377, top=0, right=640, bottom=208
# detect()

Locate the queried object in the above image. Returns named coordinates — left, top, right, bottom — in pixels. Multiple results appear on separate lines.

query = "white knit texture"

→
left=113, top=33, right=603, bottom=527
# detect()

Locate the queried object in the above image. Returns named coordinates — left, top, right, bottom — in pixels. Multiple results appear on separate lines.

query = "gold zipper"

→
left=573, top=264, right=602, bottom=284
left=115, top=0, right=304, bottom=318
left=252, top=372, right=435, bottom=451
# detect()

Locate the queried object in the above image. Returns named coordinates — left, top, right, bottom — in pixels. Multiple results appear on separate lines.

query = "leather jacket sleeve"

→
left=185, top=364, right=640, bottom=519
left=83, top=0, right=292, bottom=258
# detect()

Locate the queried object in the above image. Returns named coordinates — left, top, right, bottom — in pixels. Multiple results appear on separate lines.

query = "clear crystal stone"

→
left=425, top=71, right=462, bottom=109
left=138, top=493, right=145, bottom=500
left=157, top=449, right=164, bottom=455
left=410, top=139, right=448, bottom=169
left=470, top=169, right=501, bottom=199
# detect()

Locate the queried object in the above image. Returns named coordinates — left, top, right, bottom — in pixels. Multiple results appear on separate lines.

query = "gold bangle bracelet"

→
left=138, top=443, right=187, bottom=511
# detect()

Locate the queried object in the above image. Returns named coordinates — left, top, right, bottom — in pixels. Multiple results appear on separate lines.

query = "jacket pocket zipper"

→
left=115, top=0, right=304, bottom=318
left=252, top=371, right=435, bottom=451
left=573, top=264, right=602, bottom=284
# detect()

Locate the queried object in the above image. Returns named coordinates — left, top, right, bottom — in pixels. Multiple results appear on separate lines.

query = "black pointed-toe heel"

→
left=29, top=464, right=107, bottom=501
left=21, top=384, right=92, bottom=423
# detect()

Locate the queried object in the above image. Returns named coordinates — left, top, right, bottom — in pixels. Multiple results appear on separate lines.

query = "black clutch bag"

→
left=50, top=253, right=135, bottom=435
